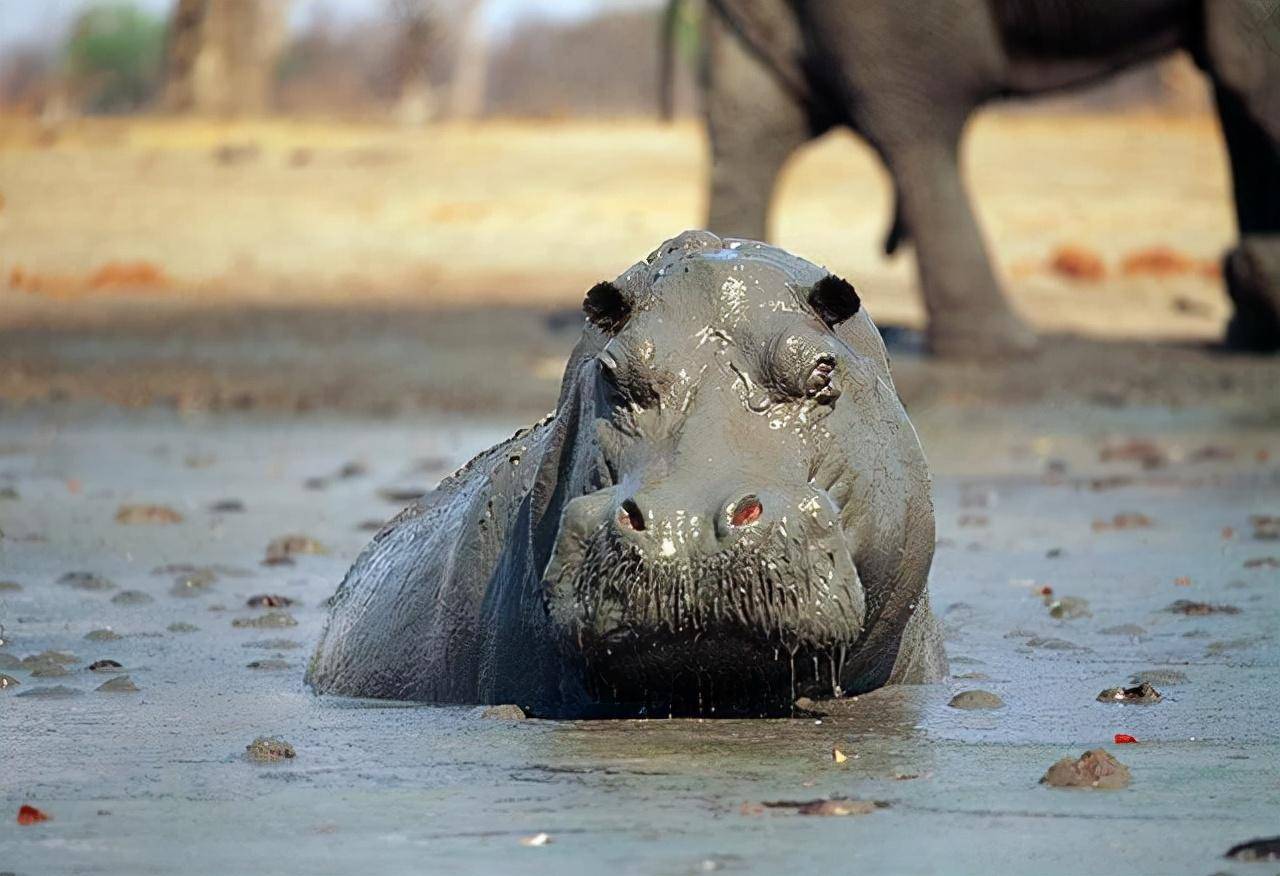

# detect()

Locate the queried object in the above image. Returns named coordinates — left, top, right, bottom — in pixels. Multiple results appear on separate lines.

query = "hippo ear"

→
left=807, top=274, right=861, bottom=329
left=583, top=281, right=632, bottom=335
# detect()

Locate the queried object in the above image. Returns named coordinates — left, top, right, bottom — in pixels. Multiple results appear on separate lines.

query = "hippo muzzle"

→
left=544, top=475, right=866, bottom=713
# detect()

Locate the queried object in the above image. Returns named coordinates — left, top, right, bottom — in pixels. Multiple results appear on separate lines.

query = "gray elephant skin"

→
left=307, top=231, right=946, bottom=718
left=686, top=0, right=1280, bottom=357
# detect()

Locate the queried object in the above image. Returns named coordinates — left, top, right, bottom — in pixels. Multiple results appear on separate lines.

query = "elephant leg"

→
left=703, top=7, right=811, bottom=241
left=888, top=137, right=1038, bottom=359
left=1204, top=4, right=1280, bottom=352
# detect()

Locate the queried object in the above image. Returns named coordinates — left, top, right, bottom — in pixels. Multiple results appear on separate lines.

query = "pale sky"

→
left=0, top=0, right=660, bottom=50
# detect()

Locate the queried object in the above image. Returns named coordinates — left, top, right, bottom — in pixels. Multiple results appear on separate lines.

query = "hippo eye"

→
left=804, top=356, right=840, bottom=402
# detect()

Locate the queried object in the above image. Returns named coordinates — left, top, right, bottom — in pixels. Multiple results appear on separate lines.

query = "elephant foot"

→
left=1222, top=238, right=1280, bottom=353
left=926, top=310, right=1039, bottom=360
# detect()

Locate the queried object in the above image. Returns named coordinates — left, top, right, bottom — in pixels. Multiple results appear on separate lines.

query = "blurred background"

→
left=0, top=0, right=1261, bottom=414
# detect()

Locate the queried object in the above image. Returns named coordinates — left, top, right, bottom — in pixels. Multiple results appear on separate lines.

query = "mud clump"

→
left=96, top=675, right=139, bottom=692
left=479, top=704, right=527, bottom=720
left=88, top=659, right=124, bottom=672
left=1092, top=512, right=1153, bottom=532
left=1100, top=624, right=1146, bottom=637
left=948, top=690, right=1004, bottom=710
left=115, top=504, right=183, bottom=524
left=243, top=638, right=301, bottom=650
left=208, top=499, right=246, bottom=513
left=1225, top=837, right=1280, bottom=862
left=1098, top=682, right=1162, bottom=704
left=1166, top=599, right=1240, bottom=616
left=85, top=628, right=122, bottom=641
left=1047, top=596, right=1091, bottom=620
left=232, top=611, right=298, bottom=629
left=1040, top=749, right=1131, bottom=789
left=246, top=594, right=295, bottom=609
left=29, top=664, right=70, bottom=678
left=1129, top=669, right=1188, bottom=686
left=0, top=580, right=22, bottom=592
left=59, top=571, right=115, bottom=591
left=111, top=590, right=154, bottom=606
left=1099, top=438, right=1166, bottom=468
left=246, top=659, right=290, bottom=671
left=167, top=622, right=199, bottom=633
left=16, top=685, right=83, bottom=699
left=1249, top=515, right=1280, bottom=541
left=171, top=568, right=218, bottom=597
left=246, top=736, right=295, bottom=762
left=761, top=798, right=884, bottom=817
left=263, top=535, right=328, bottom=566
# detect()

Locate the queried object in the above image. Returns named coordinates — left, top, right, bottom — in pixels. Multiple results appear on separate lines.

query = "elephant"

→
left=665, top=0, right=1280, bottom=358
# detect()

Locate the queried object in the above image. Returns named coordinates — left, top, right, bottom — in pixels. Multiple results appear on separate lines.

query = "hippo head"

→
left=539, top=231, right=909, bottom=716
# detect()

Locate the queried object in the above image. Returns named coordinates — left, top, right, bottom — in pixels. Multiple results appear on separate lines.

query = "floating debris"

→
left=1114, top=734, right=1138, bottom=744
left=0, top=674, right=20, bottom=689
left=0, top=580, right=22, bottom=592
left=167, top=622, right=199, bottom=633
left=1040, top=749, right=1130, bottom=789
left=208, top=499, right=245, bottom=513
left=88, top=659, right=124, bottom=672
left=519, top=833, right=552, bottom=847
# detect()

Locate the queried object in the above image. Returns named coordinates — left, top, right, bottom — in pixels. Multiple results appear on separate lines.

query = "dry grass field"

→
left=0, top=111, right=1236, bottom=340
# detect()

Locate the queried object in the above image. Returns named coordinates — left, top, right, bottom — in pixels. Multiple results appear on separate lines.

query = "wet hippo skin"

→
left=307, top=231, right=946, bottom=717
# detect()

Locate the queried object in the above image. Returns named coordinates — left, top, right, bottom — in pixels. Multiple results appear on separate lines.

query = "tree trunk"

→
left=164, top=0, right=288, bottom=116
left=448, top=0, right=489, bottom=119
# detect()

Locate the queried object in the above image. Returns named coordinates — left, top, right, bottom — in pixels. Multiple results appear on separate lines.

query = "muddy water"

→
left=1, top=404, right=1277, bottom=875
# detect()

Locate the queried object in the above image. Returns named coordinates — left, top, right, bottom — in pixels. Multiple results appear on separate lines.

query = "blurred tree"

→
left=64, top=4, right=166, bottom=113
left=448, top=0, right=489, bottom=118
left=389, top=0, right=439, bottom=125
left=163, top=0, right=289, bottom=116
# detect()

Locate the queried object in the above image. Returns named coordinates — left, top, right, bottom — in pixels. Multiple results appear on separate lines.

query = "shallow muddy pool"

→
left=1, top=405, right=1277, bottom=875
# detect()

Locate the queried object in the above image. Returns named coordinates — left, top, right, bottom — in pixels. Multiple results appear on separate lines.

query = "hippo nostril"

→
left=618, top=499, right=646, bottom=532
left=729, top=495, right=763, bottom=527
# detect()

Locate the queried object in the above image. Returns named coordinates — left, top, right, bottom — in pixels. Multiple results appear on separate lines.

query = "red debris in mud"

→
left=1049, top=245, right=1106, bottom=281
left=731, top=496, right=763, bottom=527
left=1114, top=734, right=1138, bottom=744
left=17, top=805, right=50, bottom=825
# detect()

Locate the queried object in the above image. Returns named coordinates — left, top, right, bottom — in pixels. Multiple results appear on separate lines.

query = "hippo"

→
left=307, top=231, right=946, bottom=717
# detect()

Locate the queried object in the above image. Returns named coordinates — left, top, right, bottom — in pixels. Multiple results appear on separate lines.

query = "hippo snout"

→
left=543, top=483, right=866, bottom=682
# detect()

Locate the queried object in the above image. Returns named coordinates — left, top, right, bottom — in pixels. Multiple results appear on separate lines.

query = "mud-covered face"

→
left=543, top=235, right=874, bottom=716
